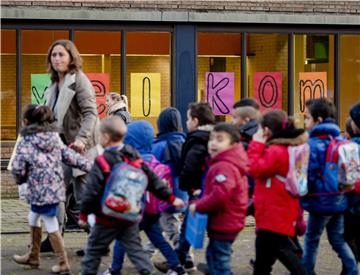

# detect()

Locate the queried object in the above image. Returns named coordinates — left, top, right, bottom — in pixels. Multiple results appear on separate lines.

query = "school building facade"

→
left=1, top=1, right=360, bottom=144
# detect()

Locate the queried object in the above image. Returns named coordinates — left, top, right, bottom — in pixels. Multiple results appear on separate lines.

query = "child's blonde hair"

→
left=100, top=116, right=127, bottom=142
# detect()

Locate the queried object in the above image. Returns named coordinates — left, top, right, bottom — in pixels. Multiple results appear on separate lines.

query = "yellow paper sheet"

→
left=130, top=73, right=161, bottom=117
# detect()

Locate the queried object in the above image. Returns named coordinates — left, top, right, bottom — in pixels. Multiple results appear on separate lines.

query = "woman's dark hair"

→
left=305, top=98, right=336, bottom=122
left=213, top=123, right=241, bottom=144
left=261, top=110, right=304, bottom=140
left=23, top=104, right=55, bottom=125
left=47, top=39, right=82, bottom=83
left=188, top=102, right=215, bottom=126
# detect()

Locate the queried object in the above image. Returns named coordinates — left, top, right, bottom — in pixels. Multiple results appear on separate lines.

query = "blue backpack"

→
left=97, top=155, right=148, bottom=223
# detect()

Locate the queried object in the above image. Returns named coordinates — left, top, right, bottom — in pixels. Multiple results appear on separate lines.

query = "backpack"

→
left=274, top=143, right=310, bottom=197
left=96, top=155, right=148, bottom=222
left=324, top=137, right=360, bottom=192
left=144, top=156, right=173, bottom=215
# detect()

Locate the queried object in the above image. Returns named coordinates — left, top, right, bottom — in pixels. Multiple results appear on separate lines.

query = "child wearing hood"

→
left=11, top=104, right=92, bottom=275
left=152, top=107, right=188, bottom=248
left=189, top=123, right=249, bottom=275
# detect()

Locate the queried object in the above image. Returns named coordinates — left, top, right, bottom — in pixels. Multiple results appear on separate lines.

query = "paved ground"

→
left=1, top=199, right=355, bottom=275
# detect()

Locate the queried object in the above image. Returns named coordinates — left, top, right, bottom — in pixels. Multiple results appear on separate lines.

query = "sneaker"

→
left=101, top=267, right=122, bottom=275
left=166, top=266, right=188, bottom=275
left=183, top=260, right=196, bottom=272
left=154, top=261, right=169, bottom=273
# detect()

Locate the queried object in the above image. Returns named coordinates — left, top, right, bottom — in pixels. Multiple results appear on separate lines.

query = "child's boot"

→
left=13, top=226, right=42, bottom=267
left=48, top=231, right=71, bottom=275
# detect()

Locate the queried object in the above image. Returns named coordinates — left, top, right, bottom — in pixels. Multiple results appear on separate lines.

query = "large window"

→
left=197, top=32, right=241, bottom=121
left=21, top=30, right=69, bottom=113
left=294, top=34, right=334, bottom=126
left=1, top=30, right=16, bottom=140
left=126, top=32, right=171, bottom=130
left=74, top=31, right=121, bottom=92
left=247, top=33, right=288, bottom=112
left=339, top=35, right=360, bottom=130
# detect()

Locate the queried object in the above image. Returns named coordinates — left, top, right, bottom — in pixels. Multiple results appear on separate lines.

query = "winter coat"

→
left=348, top=136, right=360, bottom=215
left=11, top=124, right=92, bottom=206
left=45, top=71, right=99, bottom=149
left=80, top=145, right=175, bottom=227
left=153, top=108, right=188, bottom=211
left=248, top=132, right=308, bottom=237
left=124, top=120, right=174, bottom=215
left=195, top=144, right=249, bottom=241
left=300, top=120, right=348, bottom=214
left=179, top=125, right=213, bottom=194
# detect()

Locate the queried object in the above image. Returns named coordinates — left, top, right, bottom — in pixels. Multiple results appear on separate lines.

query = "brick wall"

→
left=2, top=0, right=360, bottom=15
left=1, top=141, right=17, bottom=198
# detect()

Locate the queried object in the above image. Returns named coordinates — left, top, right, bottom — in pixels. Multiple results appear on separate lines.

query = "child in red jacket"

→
left=248, top=110, right=308, bottom=275
left=189, top=123, right=248, bottom=275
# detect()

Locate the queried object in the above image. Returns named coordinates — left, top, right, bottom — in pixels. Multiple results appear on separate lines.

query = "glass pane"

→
left=247, top=33, right=288, bottom=112
left=294, top=34, right=334, bottom=126
left=339, top=35, right=360, bottom=130
left=1, top=29, right=16, bottom=140
left=197, top=32, right=241, bottom=122
left=74, top=31, right=121, bottom=93
left=126, top=32, right=171, bottom=131
left=21, top=30, right=69, bottom=114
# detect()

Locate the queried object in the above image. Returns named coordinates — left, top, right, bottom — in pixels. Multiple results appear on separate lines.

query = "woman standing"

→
left=43, top=39, right=99, bottom=251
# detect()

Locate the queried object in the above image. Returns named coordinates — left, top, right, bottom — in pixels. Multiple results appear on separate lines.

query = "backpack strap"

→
left=123, top=156, right=144, bottom=169
left=96, top=155, right=111, bottom=173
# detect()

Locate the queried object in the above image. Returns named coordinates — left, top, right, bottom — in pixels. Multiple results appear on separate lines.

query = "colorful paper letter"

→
left=205, top=72, right=234, bottom=116
left=31, top=74, right=51, bottom=105
left=86, top=73, right=110, bottom=119
left=299, top=72, right=327, bottom=113
left=130, top=73, right=161, bottom=117
left=254, top=72, right=282, bottom=111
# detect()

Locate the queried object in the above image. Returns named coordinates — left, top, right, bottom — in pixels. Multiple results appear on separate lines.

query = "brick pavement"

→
left=0, top=199, right=352, bottom=274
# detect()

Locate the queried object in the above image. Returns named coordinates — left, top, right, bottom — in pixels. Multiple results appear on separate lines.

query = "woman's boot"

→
left=13, top=226, right=42, bottom=267
left=48, top=231, right=71, bottom=275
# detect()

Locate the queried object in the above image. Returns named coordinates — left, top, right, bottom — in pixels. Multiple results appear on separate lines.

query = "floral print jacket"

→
left=12, top=124, right=92, bottom=206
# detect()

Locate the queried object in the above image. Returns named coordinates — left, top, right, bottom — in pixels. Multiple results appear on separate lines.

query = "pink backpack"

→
left=272, top=143, right=310, bottom=197
left=144, top=156, right=174, bottom=215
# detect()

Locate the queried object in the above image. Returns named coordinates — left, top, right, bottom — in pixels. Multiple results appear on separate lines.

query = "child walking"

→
left=174, top=102, right=215, bottom=272
left=79, top=116, right=184, bottom=275
left=11, top=104, right=92, bottom=275
left=301, top=98, right=359, bottom=275
left=152, top=107, right=188, bottom=248
left=106, top=120, right=187, bottom=275
left=248, top=110, right=308, bottom=275
left=189, top=123, right=249, bottom=275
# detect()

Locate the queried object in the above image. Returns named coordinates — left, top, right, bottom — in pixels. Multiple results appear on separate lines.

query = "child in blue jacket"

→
left=301, top=98, right=358, bottom=275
